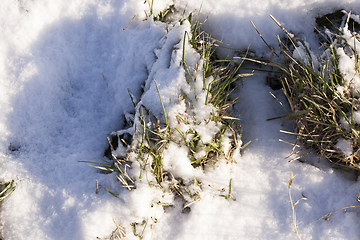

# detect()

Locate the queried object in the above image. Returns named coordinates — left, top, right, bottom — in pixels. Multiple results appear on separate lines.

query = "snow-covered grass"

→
left=98, top=13, right=248, bottom=238
left=2, top=1, right=360, bottom=240
left=249, top=11, right=360, bottom=170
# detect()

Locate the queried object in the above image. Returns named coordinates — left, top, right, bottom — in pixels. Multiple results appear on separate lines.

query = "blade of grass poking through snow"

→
left=288, top=170, right=299, bottom=238
left=182, top=27, right=209, bottom=100
left=0, top=153, right=6, bottom=168
left=184, top=9, right=216, bottom=98
left=145, top=0, right=154, bottom=16
left=78, top=161, right=119, bottom=172
left=185, top=60, right=198, bottom=99
left=98, top=184, right=119, bottom=198
left=188, top=4, right=206, bottom=48
left=138, top=107, right=147, bottom=162
left=182, top=31, right=189, bottom=71
left=268, top=91, right=290, bottom=114
left=250, top=20, right=278, bottom=57
left=154, top=80, right=168, bottom=127
left=0, top=154, right=15, bottom=202
left=140, top=219, right=148, bottom=240
left=227, top=178, right=233, bottom=200
left=201, top=34, right=218, bottom=91
left=79, top=160, right=134, bottom=190
left=0, top=180, right=15, bottom=202
left=128, top=88, right=137, bottom=109
left=210, top=181, right=236, bottom=201
left=288, top=170, right=307, bottom=240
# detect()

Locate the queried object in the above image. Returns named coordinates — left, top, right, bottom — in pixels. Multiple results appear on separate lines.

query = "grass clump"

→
left=125, top=25, right=244, bottom=195
left=98, top=9, right=247, bottom=198
left=252, top=12, right=360, bottom=170
left=94, top=8, right=247, bottom=239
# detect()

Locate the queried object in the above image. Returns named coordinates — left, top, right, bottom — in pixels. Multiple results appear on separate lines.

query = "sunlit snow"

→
left=1, top=1, right=360, bottom=240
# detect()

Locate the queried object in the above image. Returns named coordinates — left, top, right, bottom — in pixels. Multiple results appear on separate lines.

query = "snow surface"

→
left=1, top=0, right=360, bottom=239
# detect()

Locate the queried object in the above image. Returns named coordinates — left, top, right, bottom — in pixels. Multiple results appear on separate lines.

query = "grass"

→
left=143, top=0, right=175, bottom=22
left=0, top=154, right=15, bottom=202
left=94, top=7, right=248, bottom=240
left=96, top=7, right=247, bottom=194
left=247, top=13, right=360, bottom=170
left=288, top=169, right=307, bottom=240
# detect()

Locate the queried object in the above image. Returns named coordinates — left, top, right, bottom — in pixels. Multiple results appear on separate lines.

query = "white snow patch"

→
left=335, top=138, right=353, bottom=157
left=2, top=1, right=360, bottom=239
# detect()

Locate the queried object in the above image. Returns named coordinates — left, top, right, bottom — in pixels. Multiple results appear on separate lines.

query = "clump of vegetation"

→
left=91, top=7, right=248, bottom=240
left=251, top=12, right=360, bottom=170
left=105, top=10, right=246, bottom=198
left=83, top=4, right=249, bottom=239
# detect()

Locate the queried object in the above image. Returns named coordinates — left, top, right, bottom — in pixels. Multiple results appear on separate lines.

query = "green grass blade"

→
left=154, top=80, right=168, bottom=127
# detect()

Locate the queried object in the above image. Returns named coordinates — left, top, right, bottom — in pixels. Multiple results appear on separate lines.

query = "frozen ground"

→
left=1, top=0, right=360, bottom=239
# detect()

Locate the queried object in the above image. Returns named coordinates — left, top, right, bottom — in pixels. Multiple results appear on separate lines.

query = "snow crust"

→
left=1, top=0, right=360, bottom=239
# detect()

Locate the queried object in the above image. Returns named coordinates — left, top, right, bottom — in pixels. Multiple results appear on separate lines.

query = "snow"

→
left=1, top=0, right=360, bottom=239
left=335, top=138, right=353, bottom=157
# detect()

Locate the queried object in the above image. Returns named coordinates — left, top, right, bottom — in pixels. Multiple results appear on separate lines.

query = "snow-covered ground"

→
left=1, top=0, right=360, bottom=239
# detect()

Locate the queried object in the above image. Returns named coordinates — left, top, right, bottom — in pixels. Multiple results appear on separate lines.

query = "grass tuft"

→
left=94, top=7, right=249, bottom=239
left=249, top=12, right=360, bottom=170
